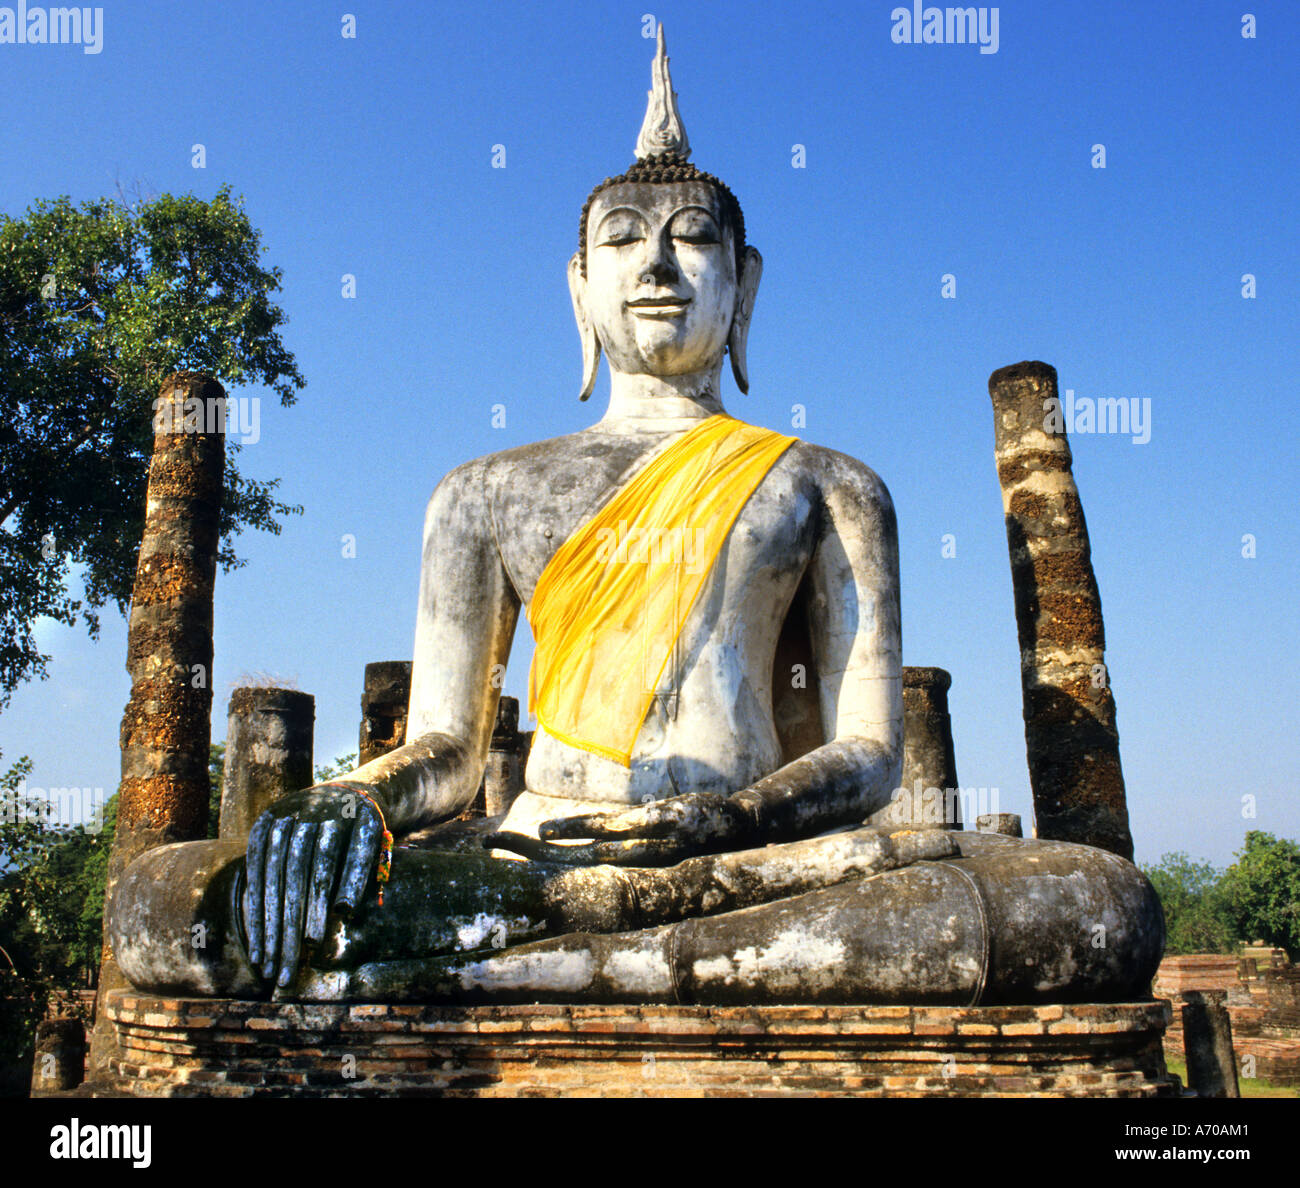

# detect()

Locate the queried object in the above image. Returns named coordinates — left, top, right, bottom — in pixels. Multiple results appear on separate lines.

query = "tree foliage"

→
left=0, top=742, right=225, bottom=1072
left=314, top=751, right=358, bottom=784
left=1219, top=832, right=1300, bottom=960
left=1141, top=851, right=1238, bottom=955
left=0, top=186, right=305, bottom=703
left=0, top=748, right=103, bottom=1069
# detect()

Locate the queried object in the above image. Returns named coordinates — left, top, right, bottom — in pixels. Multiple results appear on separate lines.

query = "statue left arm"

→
left=493, top=452, right=903, bottom=866
left=732, top=451, right=903, bottom=840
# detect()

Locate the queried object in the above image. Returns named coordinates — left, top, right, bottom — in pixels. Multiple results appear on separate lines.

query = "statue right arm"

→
left=244, top=456, right=520, bottom=988
left=347, top=455, right=521, bottom=830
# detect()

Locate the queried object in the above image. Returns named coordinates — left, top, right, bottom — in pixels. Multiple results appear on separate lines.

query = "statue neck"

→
left=597, top=366, right=728, bottom=431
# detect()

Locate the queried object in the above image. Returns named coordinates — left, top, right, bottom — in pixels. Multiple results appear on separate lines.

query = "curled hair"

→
left=578, top=153, right=747, bottom=277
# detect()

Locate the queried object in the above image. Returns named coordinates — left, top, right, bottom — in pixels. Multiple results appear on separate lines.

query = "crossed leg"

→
left=109, top=828, right=1161, bottom=1005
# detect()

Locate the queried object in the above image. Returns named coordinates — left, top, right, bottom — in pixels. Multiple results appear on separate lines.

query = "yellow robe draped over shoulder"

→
left=527, top=414, right=797, bottom=766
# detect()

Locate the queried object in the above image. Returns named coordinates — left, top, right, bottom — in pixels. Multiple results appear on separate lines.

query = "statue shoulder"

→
left=788, top=440, right=896, bottom=523
left=424, top=431, right=593, bottom=526
left=436, top=431, right=591, bottom=488
left=424, top=454, right=491, bottom=519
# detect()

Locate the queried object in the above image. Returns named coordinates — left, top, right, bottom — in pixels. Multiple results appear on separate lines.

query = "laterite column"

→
left=989, top=361, right=1133, bottom=859
left=89, top=372, right=225, bottom=1076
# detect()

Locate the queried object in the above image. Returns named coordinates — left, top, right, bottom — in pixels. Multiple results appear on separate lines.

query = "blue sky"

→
left=1, top=0, right=1295, bottom=866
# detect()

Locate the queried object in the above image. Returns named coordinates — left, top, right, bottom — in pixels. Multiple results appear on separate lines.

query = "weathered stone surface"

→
left=976, top=813, right=1023, bottom=837
left=482, top=696, right=528, bottom=818
left=358, top=664, right=527, bottom=821
left=455, top=695, right=530, bottom=820
left=109, top=830, right=1163, bottom=1009
left=1180, top=991, right=1240, bottom=1098
left=109, top=838, right=262, bottom=999
left=1154, top=954, right=1240, bottom=995
left=1240, top=943, right=1289, bottom=969
left=90, top=373, right=225, bottom=1078
left=30, top=1018, right=86, bottom=1094
left=988, top=361, right=1134, bottom=859
left=101, top=993, right=1176, bottom=1098
left=218, top=687, right=315, bottom=839
left=358, top=661, right=411, bottom=766
left=867, top=666, right=961, bottom=830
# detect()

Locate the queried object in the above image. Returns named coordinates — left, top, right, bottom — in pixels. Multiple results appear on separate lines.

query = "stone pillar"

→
left=901, top=666, right=960, bottom=829
left=988, top=361, right=1134, bottom=860
left=89, top=372, right=225, bottom=1077
left=30, top=1018, right=85, bottom=1094
left=359, top=661, right=412, bottom=765
left=1180, top=991, right=1240, bottom=1098
left=864, top=667, right=960, bottom=831
left=976, top=813, right=1023, bottom=837
left=358, top=663, right=526, bottom=820
left=483, top=696, right=527, bottom=818
left=218, top=687, right=315, bottom=838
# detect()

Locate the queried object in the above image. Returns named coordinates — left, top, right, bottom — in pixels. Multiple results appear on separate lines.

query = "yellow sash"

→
left=527, top=415, right=797, bottom=766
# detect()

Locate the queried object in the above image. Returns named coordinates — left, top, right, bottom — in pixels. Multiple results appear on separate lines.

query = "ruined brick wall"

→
left=1155, top=954, right=1300, bottom=1087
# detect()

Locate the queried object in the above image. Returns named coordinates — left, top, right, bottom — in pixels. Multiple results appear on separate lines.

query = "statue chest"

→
left=490, top=451, right=819, bottom=615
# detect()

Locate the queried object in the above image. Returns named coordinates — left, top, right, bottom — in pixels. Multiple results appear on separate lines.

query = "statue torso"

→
left=477, top=422, right=823, bottom=824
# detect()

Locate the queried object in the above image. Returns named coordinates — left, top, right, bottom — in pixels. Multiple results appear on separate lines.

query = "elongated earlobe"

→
left=728, top=247, right=762, bottom=395
left=568, top=254, right=601, bottom=401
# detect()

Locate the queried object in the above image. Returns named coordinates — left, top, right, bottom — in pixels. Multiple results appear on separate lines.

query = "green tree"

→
left=12, top=741, right=221, bottom=1009
left=314, top=751, right=358, bottom=784
left=1, top=741, right=226, bottom=1072
left=75, top=792, right=115, bottom=974
left=1219, top=832, right=1300, bottom=960
left=1141, top=852, right=1239, bottom=955
left=0, top=186, right=305, bottom=705
left=0, top=748, right=102, bottom=1070
left=208, top=741, right=224, bottom=839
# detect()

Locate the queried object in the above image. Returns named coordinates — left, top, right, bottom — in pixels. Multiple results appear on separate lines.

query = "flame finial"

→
left=634, top=26, right=691, bottom=161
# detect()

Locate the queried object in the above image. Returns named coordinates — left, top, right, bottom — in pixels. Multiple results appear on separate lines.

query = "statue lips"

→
left=627, top=296, right=692, bottom=318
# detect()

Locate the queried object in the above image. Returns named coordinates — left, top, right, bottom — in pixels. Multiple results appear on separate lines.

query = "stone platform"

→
left=103, top=992, right=1178, bottom=1097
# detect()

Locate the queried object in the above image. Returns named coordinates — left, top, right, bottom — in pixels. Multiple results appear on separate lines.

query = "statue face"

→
left=583, top=181, right=739, bottom=378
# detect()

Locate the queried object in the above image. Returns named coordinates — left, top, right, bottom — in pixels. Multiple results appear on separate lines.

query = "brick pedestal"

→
left=101, top=993, right=1177, bottom=1098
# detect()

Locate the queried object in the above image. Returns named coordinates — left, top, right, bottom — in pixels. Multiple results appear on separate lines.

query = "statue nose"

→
left=638, top=238, right=679, bottom=286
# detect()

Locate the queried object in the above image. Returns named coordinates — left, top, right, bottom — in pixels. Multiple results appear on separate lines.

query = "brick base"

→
left=101, top=993, right=1177, bottom=1098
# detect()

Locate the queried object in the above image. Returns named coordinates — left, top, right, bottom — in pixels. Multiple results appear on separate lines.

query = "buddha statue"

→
left=109, top=30, right=1163, bottom=1007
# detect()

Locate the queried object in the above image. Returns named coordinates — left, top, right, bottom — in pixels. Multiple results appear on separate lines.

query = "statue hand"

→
left=486, top=791, right=756, bottom=867
left=243, top=782, right=388, bottom=988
